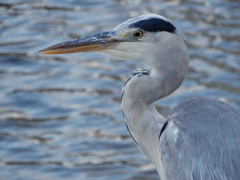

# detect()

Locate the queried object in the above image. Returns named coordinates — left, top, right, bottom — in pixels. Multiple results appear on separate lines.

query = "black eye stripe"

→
left=129, top=18, right=176, bottom=33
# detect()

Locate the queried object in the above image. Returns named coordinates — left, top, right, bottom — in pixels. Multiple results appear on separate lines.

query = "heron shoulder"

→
left=159, top=97, right=240, bottom=179
left=169, top=97, right=240, bottom=124
left=166, top=97, right=240, bottom=138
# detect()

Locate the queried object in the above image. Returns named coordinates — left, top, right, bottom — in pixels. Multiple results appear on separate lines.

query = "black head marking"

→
left=159, top=121, right=168, bottom=139
left=129, top=18, right=176, bottom=33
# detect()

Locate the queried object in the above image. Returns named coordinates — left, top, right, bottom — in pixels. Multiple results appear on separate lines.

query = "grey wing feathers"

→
left=159, top=97, right=240, bottom=180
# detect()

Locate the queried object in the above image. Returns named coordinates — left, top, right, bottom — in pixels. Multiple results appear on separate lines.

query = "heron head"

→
left=39, top=14, right=188, bottom=67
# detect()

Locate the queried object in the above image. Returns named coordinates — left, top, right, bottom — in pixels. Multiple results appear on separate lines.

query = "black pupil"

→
left=135, top=32, right=141, bottom=37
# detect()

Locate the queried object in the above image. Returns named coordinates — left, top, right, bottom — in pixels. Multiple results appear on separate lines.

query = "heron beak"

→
left=38, top=31, right=121, bottom=54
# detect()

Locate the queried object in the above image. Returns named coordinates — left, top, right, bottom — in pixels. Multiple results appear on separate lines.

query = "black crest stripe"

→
left=129, top=18, right=176, bottom=33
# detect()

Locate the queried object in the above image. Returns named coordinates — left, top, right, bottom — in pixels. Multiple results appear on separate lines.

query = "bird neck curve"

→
left=121, top=34, right=189, bottom=168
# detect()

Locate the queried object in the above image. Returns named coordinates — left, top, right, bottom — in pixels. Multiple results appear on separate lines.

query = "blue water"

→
left=0, top=0, right=240, bottom=179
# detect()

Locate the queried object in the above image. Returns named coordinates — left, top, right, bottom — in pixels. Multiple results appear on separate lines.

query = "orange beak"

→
left=38, top=31, right=121, bottom=54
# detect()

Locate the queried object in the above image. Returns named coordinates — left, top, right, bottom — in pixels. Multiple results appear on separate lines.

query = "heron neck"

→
left=122, top=92, right=165, bottom=168
left=121, top=52, right=188, bottom=168
left=121, top=69, right=169, bottom=168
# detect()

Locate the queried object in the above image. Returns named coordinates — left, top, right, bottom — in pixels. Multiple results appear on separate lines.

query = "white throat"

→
left=120, top=32, right=188, bottom=169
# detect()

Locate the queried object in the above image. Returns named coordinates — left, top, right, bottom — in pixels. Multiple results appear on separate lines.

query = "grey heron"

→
left=39, top=14, right=240, bottom=180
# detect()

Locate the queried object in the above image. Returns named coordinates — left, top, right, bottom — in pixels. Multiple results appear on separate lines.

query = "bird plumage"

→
left=39, top=14, right=240, bottom=180
left=160, top=98, right=240, bottom=179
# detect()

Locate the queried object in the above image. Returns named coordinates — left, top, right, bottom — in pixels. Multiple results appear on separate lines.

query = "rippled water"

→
left=0, top=0, right=240, bottom=179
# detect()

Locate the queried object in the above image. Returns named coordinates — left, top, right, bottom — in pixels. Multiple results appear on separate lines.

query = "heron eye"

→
left=133, top=30, right=143, bottom=39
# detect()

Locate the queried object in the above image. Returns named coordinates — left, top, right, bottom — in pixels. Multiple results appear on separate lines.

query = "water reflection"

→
left=0, top=0, right=239, bottom=179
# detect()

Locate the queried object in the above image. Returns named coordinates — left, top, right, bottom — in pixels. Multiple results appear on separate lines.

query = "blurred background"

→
left=0, top=0, right=240, bottom=180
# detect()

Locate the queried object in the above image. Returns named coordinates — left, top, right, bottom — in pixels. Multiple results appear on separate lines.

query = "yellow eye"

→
left=133, top=30, right=143, bottom=39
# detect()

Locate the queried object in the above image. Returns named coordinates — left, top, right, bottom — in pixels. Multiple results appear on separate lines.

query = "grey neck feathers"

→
left=121, top=37, right=189, bottom=168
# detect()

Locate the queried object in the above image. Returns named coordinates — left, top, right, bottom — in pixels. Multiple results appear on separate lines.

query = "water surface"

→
left=0, top=0, right=240, bottom=179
